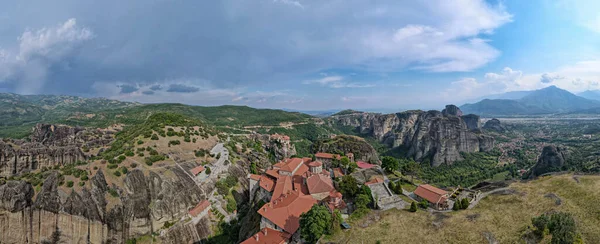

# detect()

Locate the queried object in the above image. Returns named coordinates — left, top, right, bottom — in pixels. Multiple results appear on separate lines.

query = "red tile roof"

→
left=257, top=191, right=317, bottom=234
left=332, top=168, right=345, bottom=178
left=190, top=165, right=205, bottom=175
left=241, top=228, right=291, bottom=244
left=293, top=164, right=309, bottom=176
left=272, top=175, right=294, bottom=200
left=315, top=152, right=340, bottom=160
left=365, top=177, right=384, bottom=185
left=279, top=158, right=304, bottom=173
left=307, top=161, right=323, bottom=167
left=189, top=200, right=210, bottom=217
left=306, top=173, right=335, bottom=195
left=249, top=174, right=261, bottom=181
left=414, top=184, right=448, bottom=204
left=357, top=161, right=375, bottom=169
left=266, top=169, right=280, bottom=179
left=259, top=175, right=275, bottom=192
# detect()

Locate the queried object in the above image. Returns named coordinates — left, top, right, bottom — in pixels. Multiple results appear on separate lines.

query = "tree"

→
left=250, top=162, right=258, bottom=174
left=548, top=212, right=578, bottom=244
left=205, top=166, right=211, bottom=174
left=532, top=214, right=549, bottom=237
left=403, top=160, right=419, bottom=183
left=388, top=181, right=396, bottom=192
left=409, top=202, right=417, bottom=212
left=355, top=194, right=372, bottom=209
left=300, top=205, right=333, bottom=244
left=338, top=176, right=359, bottom=198
left=382, top=156, right=399, bottom=173
left=461, top=198, right=470, bottom=210
left=331, top=210, right=343, bottom=234
left=452, top=200, right=461, bottom=211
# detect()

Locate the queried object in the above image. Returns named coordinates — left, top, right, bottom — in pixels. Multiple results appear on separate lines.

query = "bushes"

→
left=67, top=181, right=74, bottom=187
left=137, top=140, right=144, bottom=145
left=418, top=200, right=428, bottom=209
left=108, top=188, right=119, bottom=197
left=107, top=164, right=118, bottom=169
left=120, top=166, right=129, bottom=174
left=125, top=151, right=135, bottom=157
left=168, top=140, right=180, bottom=147
left=114, top=171, right=122, bottom=177
left=226, top=195, right=237, bottom=213
left=388, top=181, right=403, bottom=194
left=151, top=134, right=159, bottom=140
left=79, top=182, right=85, bottom=187
left=531, top=212, right=581, bottom=244
left=409, top=202, right=417, bottom=212
left=145, top=155, right=166, bottom=165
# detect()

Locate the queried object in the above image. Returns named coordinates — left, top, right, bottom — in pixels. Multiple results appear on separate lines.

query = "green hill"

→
left=0, top=93, right=314, bottom=138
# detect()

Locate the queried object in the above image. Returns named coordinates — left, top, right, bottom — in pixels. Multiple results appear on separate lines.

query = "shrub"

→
left=125, top=151, right=135, bottom=157
left=118, top=155, right=126, bottom=161
left=79, top=182, right=85, bottom=187
left=107, top=164, right=118, bottom=169
left=453, top=200, right=461, bottom=211
left=226, top=196, right=237, bottom=213
left=130, top=163, right=138, bottom=168
left=138, top=152, right=144, bottom=157
left=67, top=181, right=74, bottom=187
left=93, top=166, right=98, bottom=170
left=137, top=140, right=144, bottom=145
left=120, top=167, right=128, bottom=174
left=81, top=175, right=89, bottom=181
left=418, top=200, right=428, bottom=209
left=151, top=134, right=159, bottom=140
left=108, top=188, right=119, bottom=197
left=409, top=202, right=417, bottom=212
left=205, top=167, right=211, bottom=174
left=461, top=198, right=469, bottom=210
left=114, top=171, right=122, bottom=177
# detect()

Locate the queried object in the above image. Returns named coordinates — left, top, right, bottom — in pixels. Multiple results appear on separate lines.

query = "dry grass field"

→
left=326, top=174, right=600, bottom=244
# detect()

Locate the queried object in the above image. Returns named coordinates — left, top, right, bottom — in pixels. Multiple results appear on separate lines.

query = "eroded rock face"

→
left=483, top=118, right=506, bottom=133
left=313, top=135, right=381, bottom=164
left=0, top=123, right=114, bottom=177
left=328, top=106, right=495, bottom=166
left=531, top=145, right=567, bottom=177
left=0, top=180, right=33, bottom=212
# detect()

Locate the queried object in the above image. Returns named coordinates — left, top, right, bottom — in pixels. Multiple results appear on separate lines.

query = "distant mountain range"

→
left=460, top=86, right=600, bottom=116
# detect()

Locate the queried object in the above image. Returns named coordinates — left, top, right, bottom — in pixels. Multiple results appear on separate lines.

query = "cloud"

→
left=142, top=90, right=155, bottom=95
left=0, top=0, right=510, bottom=98
left=149, top=84, right=162, bottom=91
left=303, top=76, right=375, bottom=88
left=540, top=73, right=563, bottom=83
left=118, top=84, right=138, bottom=94
left=0, top=18, right=93, bottom=94
left=166, top=84, right=200, bottom=93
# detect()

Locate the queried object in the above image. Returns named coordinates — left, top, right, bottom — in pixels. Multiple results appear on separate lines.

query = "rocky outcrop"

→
left=251, top=133, right=297, bottom=161
left=313, top=135, right=381, bottom=164
left=0, top=163, right=212, bottom=243
left=483, top=118, right=506, bottom=133
left=328, top=106, right=495, bottom=166
left=0, top=124, right=113, bottom=177
left=531, top=145, right=567, bottom=177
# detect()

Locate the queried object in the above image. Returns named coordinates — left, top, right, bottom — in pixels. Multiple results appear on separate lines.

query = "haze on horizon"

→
left=1, top=0, right=600, bottom=111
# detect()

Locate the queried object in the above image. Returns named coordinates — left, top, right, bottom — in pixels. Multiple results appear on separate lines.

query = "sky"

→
left=1, top=0, right=600, bottom=112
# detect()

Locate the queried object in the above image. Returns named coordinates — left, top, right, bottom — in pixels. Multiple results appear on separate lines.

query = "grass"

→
left=400, top=183, right=417, bottom=192
left=491, top=171, right=510, bottom=182
left=326, top=174, right=600, bottom=244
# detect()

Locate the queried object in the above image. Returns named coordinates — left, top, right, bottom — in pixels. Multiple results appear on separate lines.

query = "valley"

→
left=0, top=94, right=599, bottom=244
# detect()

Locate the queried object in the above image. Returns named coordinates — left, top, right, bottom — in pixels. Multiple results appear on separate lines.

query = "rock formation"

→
left=531, top=145, right=567, bottom=177
left=483, top=118, right=506, bottom=133
left=0, top=164, right=213, bottom=243
left=327, top=105, right=494, bottom=166
left=0, top=123, right=113, bottom=177
left=313, top=135, right=381, bottom=164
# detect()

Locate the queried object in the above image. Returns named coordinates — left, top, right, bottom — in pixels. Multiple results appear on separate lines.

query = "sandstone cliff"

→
left=530, top=145, right=568, bottom=177
left=328, top=105, right=494, bottom=166
left=313, top=135, right=381, bottom=164
left=0, top=124, right=113, bottom=177
left=483, top=118, right=506, bottom=133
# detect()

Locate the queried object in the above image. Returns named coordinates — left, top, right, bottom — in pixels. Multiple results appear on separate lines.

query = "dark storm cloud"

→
left=166, top=84, right=200, bottom=93
left=149, top=85, right=162, bottom=91
left=142, top=90, right=155, bottom=95
left=119, top=84, right=138, bottom=94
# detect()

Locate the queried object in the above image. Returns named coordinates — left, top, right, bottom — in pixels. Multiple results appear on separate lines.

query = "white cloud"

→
left=303, top=75, right=375, bottom=88
left=443, top=60, right=600, bottom=101
left=0, top=18, right=93, bottom=94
